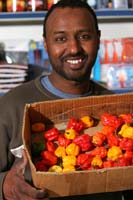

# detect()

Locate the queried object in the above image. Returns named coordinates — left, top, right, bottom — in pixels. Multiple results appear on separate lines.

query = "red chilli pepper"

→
left=76, top=153, right=93, bottom=170
left=90, top=146, right=107, bottom=159
left=92, top=132, right=106, bottom=147
left=124, top=151, right=133, bottom=162
left=58, top=134, right=71, bottom=147
left=41, top=150, right=58, bottom=166
left=34, top=160, right=48, bottom=171
left=101, top=113, right=124, bottom=129
left=119, top=114, right=133, bottom=125
left=44, top=128, right=59, bottom=141
left=46, top=141, right=56, bottom=153
left=119, top=137, right=133, bottom=151
left=107, top=133, right=120, bottom=147
left=67, top=118, right=84, bottom=133
left=103, top=160, right=114, bottom=168
left=113, top=157, right=130, bottom=167
left=73, top=133, right=92, bottom=152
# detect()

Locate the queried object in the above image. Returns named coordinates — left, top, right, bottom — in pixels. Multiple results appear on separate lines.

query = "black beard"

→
left=54, top=67, right=90, bottom=82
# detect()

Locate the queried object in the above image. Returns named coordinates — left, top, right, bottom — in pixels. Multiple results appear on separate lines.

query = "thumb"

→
left=17, top=149, right=28, bottom=175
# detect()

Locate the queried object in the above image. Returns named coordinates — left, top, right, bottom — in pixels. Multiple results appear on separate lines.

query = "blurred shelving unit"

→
left=0, top=9, right=132, bottom=24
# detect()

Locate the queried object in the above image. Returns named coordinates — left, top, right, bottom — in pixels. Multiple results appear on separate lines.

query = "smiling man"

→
left=0, top=0, right=124, bottom=200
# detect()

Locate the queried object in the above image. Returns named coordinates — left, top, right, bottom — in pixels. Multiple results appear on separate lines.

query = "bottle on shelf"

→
left=47, top=0, right=59, bottom=10
left=128, top=0, right=133, bottom=8
left=0, top=0, right=3, bottom=12
left=6, top=0, right=26, bottom=12
left=100, top=40, right=110, bottom=83
left=86, top=0, right=97, bottom=9
left=26, top=0, right=47, bottom=12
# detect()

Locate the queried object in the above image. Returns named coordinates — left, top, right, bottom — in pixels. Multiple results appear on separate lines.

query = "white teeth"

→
left=66, top=59, right=82, bottom=64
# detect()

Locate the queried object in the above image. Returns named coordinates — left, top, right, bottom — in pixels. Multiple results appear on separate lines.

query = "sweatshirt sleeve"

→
left=0, top=93, right=24, bottom=199
left=0, top=172, right=7, bottom=200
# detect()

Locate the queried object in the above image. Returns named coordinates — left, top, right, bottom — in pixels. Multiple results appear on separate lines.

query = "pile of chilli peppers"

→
left=31, top=113, right=133, bottom=172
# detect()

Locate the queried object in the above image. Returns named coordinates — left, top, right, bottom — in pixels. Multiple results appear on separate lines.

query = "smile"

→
left=66, top=58, right=82, bottom=64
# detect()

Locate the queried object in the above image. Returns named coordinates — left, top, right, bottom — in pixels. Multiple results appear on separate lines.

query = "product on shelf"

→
left=26, top=0, right=47, bottom=11
left=0, top=0, right=3, bottom=12
left=99, top=38, right=133, bottom=90
left=113, top=0, right=128, bottom=9
left=6, top=0, right=26, bottom=12
left=47, top=0, right=59, bottom=10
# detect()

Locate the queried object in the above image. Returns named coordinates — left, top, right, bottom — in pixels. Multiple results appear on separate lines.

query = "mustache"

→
left=61, top=52, right=87, bottom=61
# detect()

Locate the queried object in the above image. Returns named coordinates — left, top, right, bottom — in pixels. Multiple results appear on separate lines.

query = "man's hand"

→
left=3, top=149, right=49, bottom=200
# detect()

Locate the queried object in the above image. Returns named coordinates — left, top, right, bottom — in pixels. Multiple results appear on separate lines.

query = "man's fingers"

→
left=15, top=149, right=28, bottom=175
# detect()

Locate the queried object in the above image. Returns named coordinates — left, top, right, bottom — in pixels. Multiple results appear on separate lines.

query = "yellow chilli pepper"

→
left=54, top=146, right=66, bottom=158
left=80, top=115, right=94, bottom=128
left=63, top=165, right=76, bottom=172
left=48, top=165, right=63, bottom=172
left=118, top=124, right=133, bottom=139
left=62, top=155, right=76, bottom=167
left=107, top=146, right=122, bottom=161
left=64, top=129, right=77, bottom=140
left=66, top=143, right=80, bottom=156
left=91, top=156, right=103, bottom=168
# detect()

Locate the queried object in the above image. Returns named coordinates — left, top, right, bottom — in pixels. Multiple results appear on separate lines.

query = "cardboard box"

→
left=22, top=93, right=133, bottom=198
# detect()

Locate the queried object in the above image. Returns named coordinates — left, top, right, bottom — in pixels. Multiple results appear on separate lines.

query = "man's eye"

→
left=79, top=35, right=92, bottom=40
left=55, top=37, right=66, bottom=42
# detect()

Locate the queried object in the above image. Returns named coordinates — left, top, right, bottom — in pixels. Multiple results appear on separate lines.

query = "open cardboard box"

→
left=22, top=93, right=133, bottom=197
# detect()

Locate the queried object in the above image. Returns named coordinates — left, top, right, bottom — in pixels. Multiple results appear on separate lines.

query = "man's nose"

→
left=68, top=38, right=81, bottom=54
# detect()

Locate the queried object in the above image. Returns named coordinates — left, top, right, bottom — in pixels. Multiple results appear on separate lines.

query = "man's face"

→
left=44, top=7, right=100, bottom=82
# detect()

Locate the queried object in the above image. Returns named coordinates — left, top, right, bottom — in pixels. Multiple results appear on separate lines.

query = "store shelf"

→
left=0, top=9, right=133, bottom=25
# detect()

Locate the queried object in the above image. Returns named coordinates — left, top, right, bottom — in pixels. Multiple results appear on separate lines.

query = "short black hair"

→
left=43, top=0, right=99, bottom=37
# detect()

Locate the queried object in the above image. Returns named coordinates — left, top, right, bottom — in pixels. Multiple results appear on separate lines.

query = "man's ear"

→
left=98, top=30, right=101, bottom=50
left=43, top=38, right=48, bottom=53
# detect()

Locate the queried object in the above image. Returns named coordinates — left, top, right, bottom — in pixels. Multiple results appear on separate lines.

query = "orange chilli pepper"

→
left=66, top=143, right=80, bottom=156
left=107, top=146, right=122, bottom=161
left=91, top=156, right=103, bottom=168
left=80, top=115, right=94, bottom=128
left=31, top=122, right=45, bottom=132
left=92, top=132, right=106, bottom=146
left=64, top=129, right=77, bottom=140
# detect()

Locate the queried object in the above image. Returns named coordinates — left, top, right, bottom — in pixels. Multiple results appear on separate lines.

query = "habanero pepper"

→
left=48, top=165, right=63, bottom=172
left=119, top=114, right=133, bottom=125
left=58, top=134, right=71, bottom=147
left=73, top=133, right=92, bottom=152
left=63, top=165, right=76, bottom=172
left=107, top=146, right=122, bottom=161
left=118, top=124, right=133, bottom=139
left=107, top=133, right=120, bottom=147
left=44, top=127, right=59, bottom=141
left=54, top=146, right=66, bottom=158
left=76, top=153, right=93, bottom=170
left=31, top=122, right=45, bottom=132
left=92, top=132, right=106, bottom=147
left=46, top=141, right=56, bottom=153
left=66, top=143, right=80, bottom=156
left=91, top=155, right=103, bottom=169
left=89, top=146, right=107, bottom=159
left=66, top=117, right=84, bottom=133
left=103, top=160, right=114, bottom=168
left=64, top=128, right=77, bottom=140
left=31, top=142, right=45, bottom=157
left=62, top=155, right=76, bottom=167
left=101, top=125, right=116, bottom=136
left=101, top=113, right=124, bottom=129
left=113, top=156, right=130, bottom=167
left=119, top=137, right=133, bottom=151
left=41, top=150, right=58, bottom=166
left=34, top=160, right=48, bottom=171
left=124, top=150, right=133, bottom=162
left=80, top=115, right=94, bottom=128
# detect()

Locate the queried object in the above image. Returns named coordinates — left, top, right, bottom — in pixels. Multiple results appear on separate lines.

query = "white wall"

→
left=0, top=21, right=132, bottom=43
